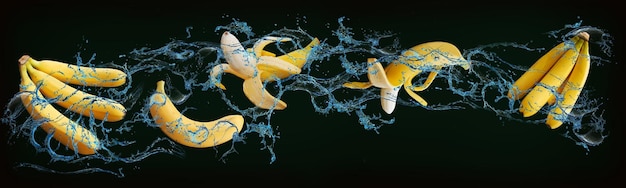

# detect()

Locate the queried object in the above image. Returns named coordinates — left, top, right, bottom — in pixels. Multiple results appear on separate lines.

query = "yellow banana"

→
left=23, top=56, right=126, bottom=122
left=343, top=41, right=471, bottom=114
left=27, top=57, right=127, bottom=87
left=508, top=35, right=582, bottom=100
left=210, top=31, right=303, bottom=110
left=149, top=80, right=245, bottom=148
left=257, top=37, right=320, bottom=80
left=215, top=36, right=319, bottom=84
left=18, top=55, right=101, bottom=155
left=546, top=37, right=590, bottom=129
left=518, top=32, right=588, bottom=117
left=212, top=35, right=319, bottom=86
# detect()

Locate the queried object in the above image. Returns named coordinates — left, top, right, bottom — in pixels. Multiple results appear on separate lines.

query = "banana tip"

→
left=577, top=32, right=590, bottom=41
left=156, top=80, right=166, bottom=93
left=19, top=55, right=31, bottom=65
left=546, top=120, right=562, bottom=130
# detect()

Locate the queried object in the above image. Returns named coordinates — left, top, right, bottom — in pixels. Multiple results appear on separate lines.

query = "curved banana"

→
left=546, top=35, right=590, bottom=129
left=18, top=55, right=101, bottom=155
left=23, top=56, right=126, bottom=122
left=27, top=57, right=127, bottom=87
left=343, top=41, right=471, bottom=114
left=149, top=80, right=245, bottom=148
left=210, top=31, right=304, bottom=110
left=518, top=33, right=588, bottom=118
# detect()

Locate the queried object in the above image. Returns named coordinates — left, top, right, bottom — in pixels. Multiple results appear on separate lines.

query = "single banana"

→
left=23, top=56, right=126, bottom=122
left=546, top=37, right=590, bottom=129
left=212, top=35, right=319, bottom=87
left=18, top=55, right=101, bottom=155
left=27, top=57, right=127, bottom=87
left=149, top=80, right=244, bottom=148
left=210, top=31, right=302, bottom=110
left=508, top=35, right=582, bottom=100
left=343, top=42, right=471, bottom=114
left=518, top=32, right=588, bottom=117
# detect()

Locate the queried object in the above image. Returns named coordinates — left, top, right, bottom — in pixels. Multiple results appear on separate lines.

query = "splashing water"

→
left=1, top=16, right=614, bottom=177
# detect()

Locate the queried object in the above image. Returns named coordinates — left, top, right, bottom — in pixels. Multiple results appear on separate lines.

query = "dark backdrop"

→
left=2, top=1, right=623, bottom=186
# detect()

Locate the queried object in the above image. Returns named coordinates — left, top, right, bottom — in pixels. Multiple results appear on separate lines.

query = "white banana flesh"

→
left=210, top=31, right=302, bottom=110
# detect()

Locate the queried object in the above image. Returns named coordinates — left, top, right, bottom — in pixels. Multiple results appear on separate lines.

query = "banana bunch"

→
left=21, top=56, right=127, bottom=122
left=149, top=80, right=244, bottom=148
left=210, top=31, right=319, bottom=110
left=18, top=55, right=128, bottom=155
left=508, top=32, right=591, bottom=129
left=343, top=41, right=471, bottom=114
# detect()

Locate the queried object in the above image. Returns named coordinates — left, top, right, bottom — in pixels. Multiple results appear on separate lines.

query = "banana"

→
left=343, top=41, right=471, bottom=114
left=257, top=37, right=320, bottom=81
left=211, top=34, right=319, bottom=87
left=518, top=33, right=588, bottom=117
left=210, top=31, right=303, bottom=110
left=149, top=80, right=244, bottom=148
left=18, top=55, right=101, bottom=155
left=27, top=57, right=127, bottom=87
left=546, top=37, right=590, bottom=129
left=507, top=35, right=581, bottom=100
left=22, top=56, right=126, bottom=122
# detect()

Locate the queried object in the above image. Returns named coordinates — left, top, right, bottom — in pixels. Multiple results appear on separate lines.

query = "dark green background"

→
left=2, top=1, right=623, bottom=186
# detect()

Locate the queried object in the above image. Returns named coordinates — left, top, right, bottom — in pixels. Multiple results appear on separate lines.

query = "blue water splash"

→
left=1, top=16, right=614, bottom=177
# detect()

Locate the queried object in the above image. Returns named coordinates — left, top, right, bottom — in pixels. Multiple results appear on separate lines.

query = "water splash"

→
left=1, top=16, right=614, bottom=177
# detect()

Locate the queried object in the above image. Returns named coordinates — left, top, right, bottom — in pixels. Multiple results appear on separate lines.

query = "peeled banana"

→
left=149, top=80, right=245, bottom=148
left=21, top=56, right=126, bottom=122
left=18, top=56, right=101, bottom=155
left=343, top=41, right=471, bottom=114
left=508, top=32, right=591, bottom=129
left=210, top=31, right=309, bottom=110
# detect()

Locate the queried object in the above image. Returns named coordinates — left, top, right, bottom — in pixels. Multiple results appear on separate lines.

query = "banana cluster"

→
left=343, top=41, right=471, bottom=114
left=508, top=32, right=591, bottom=129
left=18, top=55, right=127, bottom=155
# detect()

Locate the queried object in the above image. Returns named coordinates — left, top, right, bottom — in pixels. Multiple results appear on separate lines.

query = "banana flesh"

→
left=210, top=31, right=317, bottom=110
left=343, top=41, right=471, bottom=114
left=18, top=56, right=101, bottom=155
left=149, top=80, right=244, bottom=148
left=509, top=32, right=591, bottom=129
